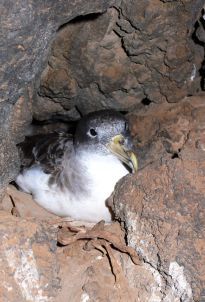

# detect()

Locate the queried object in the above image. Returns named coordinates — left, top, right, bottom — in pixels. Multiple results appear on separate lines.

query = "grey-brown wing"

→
left=18, top=132, right=73, bottom=174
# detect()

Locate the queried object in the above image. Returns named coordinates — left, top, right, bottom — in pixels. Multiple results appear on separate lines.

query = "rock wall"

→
left=0, top=0, right=119, bottom=200
left=1, top=2, right=205, bottom=301
left=37, top=0, right=205, bottom=122
left=112, top=96, right=205, bottom=301
left=1, top=0, right=204, bottom=198
left=1, top=96, right=205, bottom=302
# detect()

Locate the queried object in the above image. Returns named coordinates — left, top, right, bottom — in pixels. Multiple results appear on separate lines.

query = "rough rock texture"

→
left=127, top=95, right=194, bottom=168
left=1, top=0, right=205, bottom=300
left=0, top=187, right=141, bottom=302
left=1, top=97, right=205, bottom=301
left=37, top=0, right=205, bottom=121
left=0, top=211, right=59, bottom=302
left=111, top=96, right=205, bottom=301
left=1, top=0, right=204, bottom=201
left=116, top=0, right=204, bottom=103
left=0, top=0, right=120, bottom=200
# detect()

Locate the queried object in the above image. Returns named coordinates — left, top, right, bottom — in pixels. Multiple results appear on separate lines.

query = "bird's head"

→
left=74, top=110, right=138, bottom=173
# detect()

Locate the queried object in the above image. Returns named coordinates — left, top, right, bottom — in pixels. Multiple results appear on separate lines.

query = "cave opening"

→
left=1, top=2, right=205, bottom=301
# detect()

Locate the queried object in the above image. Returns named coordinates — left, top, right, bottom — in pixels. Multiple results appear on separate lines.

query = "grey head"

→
left=74, top=110, right=138, bottom=172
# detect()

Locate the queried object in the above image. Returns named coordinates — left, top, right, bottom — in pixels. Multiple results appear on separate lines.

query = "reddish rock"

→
left=38, top=0, right=204, bottom=122
left=0, top=208, right=143, bottom=302
left=1, top=96, right=205, bottom=301
left=1, top=185, right=57, bottom=219
left=1, top=0, right=205, bottom=298
left=112, top=96, right=205, bottom=301
left=0, top=211, right=59, bottom=302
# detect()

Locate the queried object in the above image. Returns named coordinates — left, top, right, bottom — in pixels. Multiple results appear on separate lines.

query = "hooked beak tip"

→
left=107, top=134, right=138, bottom=173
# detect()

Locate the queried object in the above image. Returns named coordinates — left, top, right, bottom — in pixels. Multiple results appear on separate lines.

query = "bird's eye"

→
left=89, top=128, right=97, bottom=137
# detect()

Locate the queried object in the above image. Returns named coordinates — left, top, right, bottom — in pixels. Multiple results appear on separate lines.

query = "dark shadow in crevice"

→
left=58, top=12, right=103, bottom=32
left=171, top=148, right=181, bottom=159
left=192, top=21, right=204, bottom=47
left=171, top=152, right=179, bottom=159
left=141, top=98, right=152, bottom=106
left=192, top=9, right=205, bottom=90
left=120, top=110, right=128, bottom=115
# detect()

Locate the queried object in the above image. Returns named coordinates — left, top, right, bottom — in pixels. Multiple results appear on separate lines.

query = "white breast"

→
left=16, top=154, right=128, bottom=222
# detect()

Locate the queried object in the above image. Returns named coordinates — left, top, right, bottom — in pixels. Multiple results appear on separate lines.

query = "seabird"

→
left=16, top=110, right=137, bottom=222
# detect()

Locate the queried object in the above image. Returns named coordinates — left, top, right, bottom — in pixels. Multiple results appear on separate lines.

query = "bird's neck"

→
left=56, top=151, right=90, bottom=197
left=54, top=150, right=128, bottom=200
left=68, top=151, right=128, bottom=198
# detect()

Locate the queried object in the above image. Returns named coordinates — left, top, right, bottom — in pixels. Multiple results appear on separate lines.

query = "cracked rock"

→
left=112, top=96, right=205, bottom=301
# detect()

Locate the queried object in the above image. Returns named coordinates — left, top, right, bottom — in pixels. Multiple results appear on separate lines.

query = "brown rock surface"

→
left=1, top=185, right=57, bottom=219
left=1, top=0, right=205, bottom=299
left=111, top=96, right=205, bottom=301
left=0, top=0, right=120, bottom=201
left=0, top=211, right=59, bottom=302
left=0, top=0, right=204, bottom=203
left=38, top=0, right=205, bottom=121
left=127, top=96, right=205, bottom=169
left=0, top=187, right=141, bottom=302
left=1, top=96, right=205, bottom=301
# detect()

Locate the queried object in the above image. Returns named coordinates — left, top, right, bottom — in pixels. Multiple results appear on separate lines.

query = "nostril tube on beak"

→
left=119, top=137, right=125, bottom=145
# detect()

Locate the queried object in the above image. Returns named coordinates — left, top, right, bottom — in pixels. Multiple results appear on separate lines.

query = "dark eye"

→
left=89, top=128, right=97, bottom=137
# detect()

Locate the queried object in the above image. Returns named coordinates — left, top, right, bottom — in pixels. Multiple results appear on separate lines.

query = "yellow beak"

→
left=107, top=134, right=138, bottom=173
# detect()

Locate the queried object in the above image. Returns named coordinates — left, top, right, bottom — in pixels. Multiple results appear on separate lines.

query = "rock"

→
left=0, top=211, right=59, bottom=302
left=1, top=0, right=204, bottom=200
left=0, top=186, right=142, bottom=302
left=39, top=8, right=142, bottom=117
left=0, top=101, right=21, bottom=201
left=1, top=185, right=57, bottom=219
left=1, top=0, right=205, bottom=299
left=1, top=0, right=119, bottom=103
left=111, top=96, right=205, bottom=301
left=0, top=0, right=120, bottom=201
left=0, top=209, right=143, bottom=302
left=118, top=0, right=204, bottom=103
left=38, top=0, right=205, bottom=121
left=127, top=95, right=205, bottom=170
left=1, top=96, right=205, bottom=301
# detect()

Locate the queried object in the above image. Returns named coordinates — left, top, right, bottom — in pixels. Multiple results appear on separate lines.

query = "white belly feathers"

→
left=16, top=153, right=128, bottom=222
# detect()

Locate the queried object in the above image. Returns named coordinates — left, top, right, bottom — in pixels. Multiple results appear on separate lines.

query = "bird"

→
left=16, top=110, right=138, bottom=222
